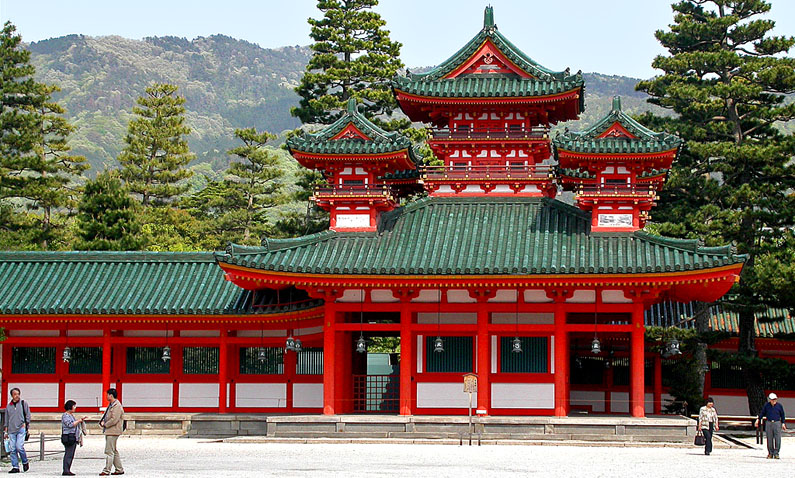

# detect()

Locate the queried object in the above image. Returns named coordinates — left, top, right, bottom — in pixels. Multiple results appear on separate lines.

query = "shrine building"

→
left=1, top=6, right=767, bottom=418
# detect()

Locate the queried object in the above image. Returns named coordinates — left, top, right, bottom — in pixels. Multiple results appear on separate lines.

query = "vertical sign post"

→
left=463, top=373, right=478, bottom=445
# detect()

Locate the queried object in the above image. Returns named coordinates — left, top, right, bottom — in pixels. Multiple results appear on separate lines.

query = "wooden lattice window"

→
left=12, top=347, right=55, bottom=374
left=239, top=347, right=283, bottom=375
left=425, top=336, right=473, bottom=373
left=68, top=347, right=103, bottom=374
left=126, top=347, right=170, bottom=374
left=500, top=337, right=547, bottom=373
left=296, top=347, right=323, bottom=375
left=183, top=347, right=219, bottom=375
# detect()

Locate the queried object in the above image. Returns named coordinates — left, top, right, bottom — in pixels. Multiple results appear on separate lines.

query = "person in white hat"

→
left=754, top=392, right=787, bottom=459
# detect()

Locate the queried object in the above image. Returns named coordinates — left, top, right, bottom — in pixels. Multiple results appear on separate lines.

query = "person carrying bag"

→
left=61, top=400, right=88, bottom=476
left=697, top=397, right=719, bottom=455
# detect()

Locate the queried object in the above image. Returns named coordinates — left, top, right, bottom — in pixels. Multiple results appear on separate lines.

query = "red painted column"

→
left=399, top=300, right=413, bottom=415
left=476, top=301, right=490, bottom=414
left=553, top=301, right=569, bottom=417
left=101, top=328, right=111, bottom=409
left=323, top=302, right=337, bottom=415
left=653, top=354, right=662, bottom=415
left=219, top=329, right=228, bottom=413
left=630, top=302, right=646, bottom=418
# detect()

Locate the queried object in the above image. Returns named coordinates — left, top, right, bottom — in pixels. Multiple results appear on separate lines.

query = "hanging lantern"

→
left=257, top=347, right=267, bottom=362
left=433, top=336, right=444, bottom=353
left=285, top=336, right=296, bottom=352
left=511, top=337, right=523, bottom=354
left=667, top=338, right=682, bottom=356
left=161, top=345, right=171, bottom=362
left=62, top=346, right=72, bottom=363
left=355, top=335, right=367, bottom=354
left=294, top=338, right=303, bottom=353
left=590, top=337, right=601, bottom=355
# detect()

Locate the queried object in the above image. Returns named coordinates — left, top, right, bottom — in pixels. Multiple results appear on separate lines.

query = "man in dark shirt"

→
left=754, top=392, right=787, bottom=459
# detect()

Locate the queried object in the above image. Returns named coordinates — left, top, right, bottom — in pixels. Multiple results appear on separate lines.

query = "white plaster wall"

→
left=236, top=330, right=286, bottom=337
left=566, top=290, right=596, bottom=303
left=122, top=383, right=172, bottom=408
left=491, top=383, right=555, bottom=409
left=338, top=289, right=365, bottom=303
left=178, top=383, right=219, bottom=408
left=524, top=290, right=552, bottom=303
left=179, top=330, right=220, bottom=337
left=491, top=185, right=513, bottom=194
left=6, top=383, right=59, bottom=408
left=235, top=383, right=287, bottom=408
left=416, top=335, right=423, bottom=374
left=416, top=382, right=475, bottom=408
left=710, top=395, right=750, bottom=415
left=488, top=290, right=518, bottom=303
left=491, top=336, right=498, bottom=373
left=520, top=185, right=540, bottom=193
left=570, top=390, right=605, bottom=412
left=491, top=313, right=553, bottom=324
left=295, top=326, right=323, bottom=336
left=611, top=392, right=629, bottom=413
left=8, top=330, right=59, bottom=337
left=293, top=383, right=323, bottom=408
left=123, top=330, right=173, bottom=337
left=417, top=313, right=476, bottom=324
left=371, top=289, right=399, bottom=303
left=335, top=214, right=370, bottom=228
left=601, top=290, right=632, bottom=304
left=447, top=290, right=477, bottom=303
left=65, top=383, right=107, bottom=409
left=67, top=330, right=103, bottom=337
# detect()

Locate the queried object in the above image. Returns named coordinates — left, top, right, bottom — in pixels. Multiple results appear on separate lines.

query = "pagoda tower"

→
left=393, top=6, right=584, bottom=197
left=553, top=96, right=683, bottom=231
left=287, top=99, right=418, bottom=231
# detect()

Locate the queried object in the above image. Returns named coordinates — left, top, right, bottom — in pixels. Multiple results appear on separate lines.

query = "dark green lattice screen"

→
left=612, top=357, right=655, bottom=386
left=297, top=347, right=323, bottom=375
left=425, top=336, right=473, bottom=373
left=68, top=347, right=103, bottom=374
left=12, top=347, right=56, bottom=374
left=239, top=347, right=284, bottom=375
left=183, top=347, right=219, bottom=374
left=710, top=361, right=745, bottom=389
left=500, top=337, right=548, bottom=373
left=126, top=347, right=170, bottom=374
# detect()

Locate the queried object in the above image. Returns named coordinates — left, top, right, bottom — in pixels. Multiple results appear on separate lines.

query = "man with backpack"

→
left=3, top=388, right=31, bottom=473
left=98, top=388, right=125, bottom=476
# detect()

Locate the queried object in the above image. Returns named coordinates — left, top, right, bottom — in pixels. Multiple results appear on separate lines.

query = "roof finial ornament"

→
left=612, top=96, right=622, bottom=112
left=483, top=5, right=495, bottom=31
left=346, top=97, right=357, bottom=114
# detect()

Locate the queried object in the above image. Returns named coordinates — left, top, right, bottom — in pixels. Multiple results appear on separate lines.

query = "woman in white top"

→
left=698, top=397, right=720, bottom=455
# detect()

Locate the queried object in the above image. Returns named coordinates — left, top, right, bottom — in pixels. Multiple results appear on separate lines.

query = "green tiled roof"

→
left=217, top=196, right=745, bottom=276
left=392, top=6, right=584, bottom=104
left=0, top=252, right=243, bottom=315
left=646, top=301, right=794, bottom=338
left=553, top=96, right=682, bottom=155
left=287, top=98, right=417, bottom=161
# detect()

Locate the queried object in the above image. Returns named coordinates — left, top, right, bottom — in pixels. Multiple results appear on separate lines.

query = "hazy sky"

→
left=2, top=0, right=794, bottom=79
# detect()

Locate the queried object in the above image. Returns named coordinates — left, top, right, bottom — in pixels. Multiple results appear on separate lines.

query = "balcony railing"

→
left=313, top=185, right=395, bottom=201
left=431, top=127, right=548, bottom=141
left=420, top=164, right=555, bottom=181
left=576, top=184, right=657, bottom=198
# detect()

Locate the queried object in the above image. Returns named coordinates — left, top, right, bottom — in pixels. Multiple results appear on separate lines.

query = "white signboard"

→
left=597, top=214, right=633, bottom=228
left=335, top=214, right=370, bottom=229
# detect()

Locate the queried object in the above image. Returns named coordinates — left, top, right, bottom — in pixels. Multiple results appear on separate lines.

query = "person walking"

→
left=755, top=392, right=787, bottom=459
left=3, top=388, right=31, bottom=473
left=698, top=397, right=719, bottom=455
left=61, top=400, right=88, bottom=476
left=98, top=388, right=125, bottom=476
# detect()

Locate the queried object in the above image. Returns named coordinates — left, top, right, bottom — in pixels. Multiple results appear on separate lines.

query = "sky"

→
left=2, top=0, right=794, bottom=79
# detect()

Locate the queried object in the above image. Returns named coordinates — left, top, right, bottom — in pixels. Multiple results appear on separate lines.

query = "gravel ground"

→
left=6, top=435, right=794, bottom=477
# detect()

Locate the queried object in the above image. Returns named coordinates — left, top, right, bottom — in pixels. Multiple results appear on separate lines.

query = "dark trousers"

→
left=703, top=422, right=714, bottom=454
left=63, top=441, right=77, bottom=473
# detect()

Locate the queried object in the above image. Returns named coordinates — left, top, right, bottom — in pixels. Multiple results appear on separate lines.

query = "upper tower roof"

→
left=554, top=96, right=682, bottom=156
left=393, top=6, right=584, bottom=124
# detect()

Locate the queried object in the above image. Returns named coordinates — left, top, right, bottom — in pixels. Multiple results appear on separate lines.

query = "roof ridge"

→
left=0, top=251, right=217, bottom=263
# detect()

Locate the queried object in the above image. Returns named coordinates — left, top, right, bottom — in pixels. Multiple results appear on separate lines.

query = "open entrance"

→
left=351, top=333, right=400, bottom=413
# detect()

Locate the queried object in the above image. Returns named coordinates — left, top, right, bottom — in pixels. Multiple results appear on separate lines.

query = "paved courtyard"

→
left=7, top=436, right=794, bottom=477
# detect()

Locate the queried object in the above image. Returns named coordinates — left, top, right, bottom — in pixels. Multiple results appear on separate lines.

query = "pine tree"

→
left=76, top=172, right=144, bottom=251
left=118, top=83, right=195, bottom=206
left=292, top=0, right=404, bottom=125
left=637, top=0, right=795, bottom=414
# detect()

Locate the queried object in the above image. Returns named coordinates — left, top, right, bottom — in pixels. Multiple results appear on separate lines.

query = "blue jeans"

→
left=8, top=428, right=28, bottom=469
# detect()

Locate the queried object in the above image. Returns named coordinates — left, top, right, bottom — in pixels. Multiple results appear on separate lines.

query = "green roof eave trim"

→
left=392, top=76, right=583, bottom=99
left=553, top=96, right=683, bottom=154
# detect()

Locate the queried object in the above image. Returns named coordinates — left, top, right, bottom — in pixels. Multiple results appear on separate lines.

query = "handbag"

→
left=61, top=433, right=77, bottom=446
left=3, top=438, right=10, bottom=453
left=694, top=429, right=706, bottom=446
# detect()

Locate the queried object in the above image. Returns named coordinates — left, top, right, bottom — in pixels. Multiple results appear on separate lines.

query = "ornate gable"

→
left=443, top=39, right=534, bottom=79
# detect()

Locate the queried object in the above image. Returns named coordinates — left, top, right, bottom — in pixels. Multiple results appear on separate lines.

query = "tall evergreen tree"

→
left=637, top=0, right=795, bottom=413
left=118, top=83, right=195, bottom=206
left=292, top=0, right=404, bottom=125
left=76, top=172, right=144, bottom=251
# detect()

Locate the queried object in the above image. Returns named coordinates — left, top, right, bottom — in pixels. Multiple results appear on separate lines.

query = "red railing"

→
left=576, top=184, right=657, bottom=197
left=353, top=374, right=400, bottom=413
left=431, top=127, right=548, bottom=141
left=420, top=164, right=555, bottom=181
left=313, top=185, right=395, bottom=201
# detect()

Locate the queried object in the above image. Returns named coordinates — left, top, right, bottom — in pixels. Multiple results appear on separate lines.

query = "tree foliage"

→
left=292, top=0, right=404, bottom=125
left=76, top=172, right=144, bottom=251
left=118, top=83, right=195, bottom=206
left=637, top=0, right=795, bottom=414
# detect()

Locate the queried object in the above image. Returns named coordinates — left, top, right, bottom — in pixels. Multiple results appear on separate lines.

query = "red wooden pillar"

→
left=553, top=301, right=569, bottom=417
left=399, top=300, right=413, bottom=416
left=323, top=302, right=337, bottom=415
left=219, top=329, right=228, bottom=413
left=476, top=302, right=490, bottom=414
left=101, top=328, right=112, bottom=409
left=630, top=302, right=646, bottom=417
left=653, top=354, right=662, bottom=415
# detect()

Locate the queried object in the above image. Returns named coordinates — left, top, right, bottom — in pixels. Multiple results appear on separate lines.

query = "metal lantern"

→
left=355, top=335, right=367, bottom=354
left=294, top=338, right=303, bottom=353
left=161, top=345, right=171, bottom=362
left=257, top=347, right=268, bottom=362
left=590, top=337, right=602, bottom=355
left=285, top=336, right=296, bottom=352
left=62, top=346, right=72, bottom=363
left=511, top=337, right=523, bottom=354
left=433, top=336, right=444, bottom=353
left=667, top=338, right=682, bottom=356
